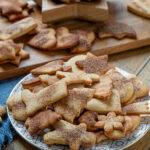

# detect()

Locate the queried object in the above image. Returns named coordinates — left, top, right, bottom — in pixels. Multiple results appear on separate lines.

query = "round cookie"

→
left=106, top=69, right=134, bottom=103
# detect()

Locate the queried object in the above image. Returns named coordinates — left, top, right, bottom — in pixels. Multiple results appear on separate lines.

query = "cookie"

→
left=68, top=83, right=84, bottom=90
left=7, top=6, right=33, bottom=22
left=123, top=75, right=149, bottom=106
left=44, top=120, right=96, bottom=150
left=22, top=80, right=68, bottom=116
left=0, top=48, right=29, bottom=66
left=39, top=75, right=60, bottom=87
left=56, top=71, right=100, bottom=85
left=76, top=52, right=114, bottom=75
left=7, top=94, right=22, bottom=110
left=104, top=115, right=140, bottom=140
left=54, top=88, right=94, bottom=123
left=32, top=86, right=44, bottom=93
left=31, top=60, right=64, bottom=75
left=65, top=54, right=86, bottom=73
left=104, top=129, right=126, bottom=140
left=0, top=17, right=37, bottom=40
left=92, top=74, right=113, bottom=100
left=0, top=40, right=20, bottom=61
left=106, top=69, right=134, bottom=103
left=0, top=0, right=27, bottom=15
left=7, top=94, right=27, bottom=121
left=28, top=28, right=57, bottom=50
left=25, top=110, right=61, bottom=135
left=12, top=100, right=27, bottom=121
left=21, top=77, right=41, bottom=89
left=70, top=30, right=95, bottom=53
left=78, top=111, right=98, bottom=131
left=98, top=21, right=136, bottom=39
left=28, top=21, right=48, bottom=35
left=128, top=0, right=150, bottom=19
left=95, top=112, right=125, bottom=133
left=123, top=102, right=150, bottom=115
left=95, top=131, right=108, bottom=143
left=129, top=115, right=141, bottom=131
left=86, top=89, right=122, bottom=114
left=50, top=27, right=79, bottom=51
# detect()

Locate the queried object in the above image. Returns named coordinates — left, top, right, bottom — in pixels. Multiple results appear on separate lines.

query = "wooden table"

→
left=3, top=46, right=150, bottom=150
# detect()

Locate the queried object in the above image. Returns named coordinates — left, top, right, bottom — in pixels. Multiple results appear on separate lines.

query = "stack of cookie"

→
left=0, top=0, right=33, bottom=22
left=7, top=52, right=150, bottom=150
left=0, top=17, right=39, bottom=66
left=28, top=26, right=95, bottom=53
left=0, top=40, right=29, bottom=66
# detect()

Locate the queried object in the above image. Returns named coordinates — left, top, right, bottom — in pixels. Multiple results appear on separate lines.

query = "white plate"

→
left=7, top=68, right=150, bottom=150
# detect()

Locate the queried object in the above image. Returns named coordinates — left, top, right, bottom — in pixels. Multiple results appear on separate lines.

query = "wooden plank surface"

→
left=1, top=0, right=150, bottom=80
left=42, top=0, right=109, bottom=23
left=3, top=46, right=150, bottom=150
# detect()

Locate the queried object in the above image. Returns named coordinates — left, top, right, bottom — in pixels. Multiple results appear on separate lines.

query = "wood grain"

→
left=3, top=46, right=150, bottom=150
left=1, top=0, right=150, bottom=80
left=42, top=0, right=109, bottom=23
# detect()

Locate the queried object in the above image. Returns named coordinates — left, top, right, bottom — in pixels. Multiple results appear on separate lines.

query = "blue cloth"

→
left=0, top=76, right=25, bottom=149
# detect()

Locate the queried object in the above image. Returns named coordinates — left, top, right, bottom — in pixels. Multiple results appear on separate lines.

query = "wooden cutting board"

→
left=1, top=0, right=150, bottom=80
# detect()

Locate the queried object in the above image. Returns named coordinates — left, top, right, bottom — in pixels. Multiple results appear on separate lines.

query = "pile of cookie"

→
left=7, top=52, right=149, bottom=149
left=0, top=7, right=138, bottom=67
left=0, top=0, right=33, bottom=22
left=0, top=17, right=38, bottom=65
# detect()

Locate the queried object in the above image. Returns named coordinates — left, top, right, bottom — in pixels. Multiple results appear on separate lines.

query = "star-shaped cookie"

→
left=76, top=52, right=113, bottom=75
left=0, top=0, right=27, bottom=15
left=44, top=120, right=96, bottom=150
left=0, top=40, right=20, bottom=61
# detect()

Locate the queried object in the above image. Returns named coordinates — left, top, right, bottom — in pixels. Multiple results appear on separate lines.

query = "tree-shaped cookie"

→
left=54, top=88, right=94, bottom=123
left=25, top=110, right=62, bottom=135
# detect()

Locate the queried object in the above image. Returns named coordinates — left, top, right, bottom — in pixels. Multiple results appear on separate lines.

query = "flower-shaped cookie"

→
left=95, top=112, right=125, bottom=133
